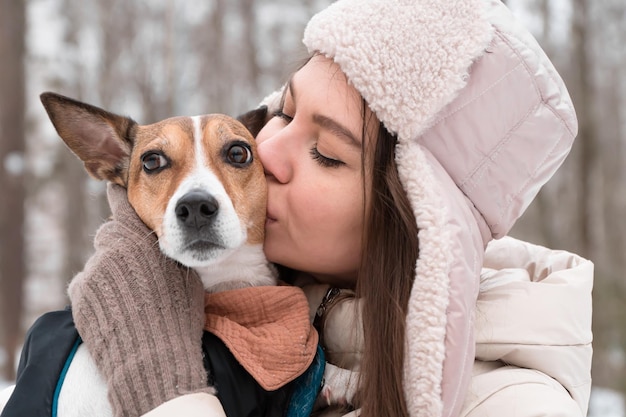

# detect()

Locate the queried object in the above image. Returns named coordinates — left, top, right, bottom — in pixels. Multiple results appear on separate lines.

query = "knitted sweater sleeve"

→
left=68, top=183, right=219, bottom=417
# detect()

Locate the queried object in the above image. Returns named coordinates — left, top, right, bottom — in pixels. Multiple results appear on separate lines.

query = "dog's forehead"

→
left=135, top=114, right=253, bottom=148
left=200, top=114, right=255, bottom=144
left=135, top=116, right=194, bottom=147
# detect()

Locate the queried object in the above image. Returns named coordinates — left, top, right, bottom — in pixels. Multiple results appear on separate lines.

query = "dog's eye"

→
left=142, top=152, right=169, bottom=173
left=226, top=144, right=252, bottom=166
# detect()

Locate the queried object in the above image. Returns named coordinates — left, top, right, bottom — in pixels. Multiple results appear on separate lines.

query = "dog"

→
left=0, top=93, right=357, bottom=417
left=1, top=92, right=281, bottom=417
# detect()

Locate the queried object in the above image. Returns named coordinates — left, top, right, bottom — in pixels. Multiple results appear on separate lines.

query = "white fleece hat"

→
left=303, top=0, right=492, bottom=142
left=302, top=1, right=578, bottom=417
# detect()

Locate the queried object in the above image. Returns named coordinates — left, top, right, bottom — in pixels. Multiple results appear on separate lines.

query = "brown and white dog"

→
left=0, top=93, right=357, bottom=416
left=0, top=93, right=277, bottom=417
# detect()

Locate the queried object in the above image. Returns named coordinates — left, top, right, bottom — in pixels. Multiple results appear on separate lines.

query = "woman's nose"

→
left=257, top=132, right=293, bottom=184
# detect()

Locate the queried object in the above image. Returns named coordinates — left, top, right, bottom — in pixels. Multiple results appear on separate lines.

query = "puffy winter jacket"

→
left=307, top=237, right=593, bottom=417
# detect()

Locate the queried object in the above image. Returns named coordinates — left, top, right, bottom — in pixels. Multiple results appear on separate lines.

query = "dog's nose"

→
left=175, top=190, right=219, bottom=229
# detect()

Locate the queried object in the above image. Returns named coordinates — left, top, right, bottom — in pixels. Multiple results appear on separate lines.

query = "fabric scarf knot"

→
left=204, top=286, right=319, bottom=391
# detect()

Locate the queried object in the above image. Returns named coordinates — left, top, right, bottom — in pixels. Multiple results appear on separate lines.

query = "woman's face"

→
left=256, top=55, right=375, bottom=287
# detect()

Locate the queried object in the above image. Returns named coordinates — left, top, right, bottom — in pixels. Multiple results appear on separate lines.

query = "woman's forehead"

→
left=291, top=55, right=356, bottom=102
left=294, top=57, right=374, bottom=116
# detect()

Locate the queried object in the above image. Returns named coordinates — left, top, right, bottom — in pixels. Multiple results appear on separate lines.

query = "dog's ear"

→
left=40, top=92, right=136, bottom=187
left=236, top=105, right=269, bottom=138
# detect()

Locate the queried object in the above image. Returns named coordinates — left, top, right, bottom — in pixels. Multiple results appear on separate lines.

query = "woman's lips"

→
left=265, top=211, right=277, bottom=226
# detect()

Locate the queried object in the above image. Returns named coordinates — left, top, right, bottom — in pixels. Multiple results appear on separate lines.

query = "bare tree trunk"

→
left=602, top=68, right=624, bottom=276
left=57, top=0, right=91, bottom=287
left=593, top=55, right=626, bottom=394
left=60, top=151, right=90, bottom=283
left=539, top=0, right=551, bottom=53
left=241, top=0, right=260, bottom=98
left=570, top=0, right=626, bottom=395
left=530, top=0, right=559, bottom=248
left=165, top=0, right=176, bottom=116
left=0, top=0, right=26, bottom=381
left=212, top=0, right=227, bottom=110
left=571, top=0, right=596, bottom=259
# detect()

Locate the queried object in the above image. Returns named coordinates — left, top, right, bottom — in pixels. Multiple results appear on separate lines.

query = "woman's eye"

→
left=310, top=146, right=344, bottom=168
left=226, top=144, right=253, bottom=165
left=273, top=109, right=294, bottom=124
left=141, top=152, right=169, bottom=173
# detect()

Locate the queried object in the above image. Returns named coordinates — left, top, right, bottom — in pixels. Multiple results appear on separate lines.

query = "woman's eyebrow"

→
left=312, top=114, right=361, bottom=149
left=289, top=78, right=361, bottom=148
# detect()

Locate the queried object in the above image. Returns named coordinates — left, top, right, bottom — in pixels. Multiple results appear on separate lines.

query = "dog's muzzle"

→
left=175, top=189, right=225, bottom=251
left=175, top=189, right=219, bottom=230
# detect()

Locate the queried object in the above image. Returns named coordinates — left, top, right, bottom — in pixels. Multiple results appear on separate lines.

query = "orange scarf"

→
left=204, top=286, right=318, bottom=391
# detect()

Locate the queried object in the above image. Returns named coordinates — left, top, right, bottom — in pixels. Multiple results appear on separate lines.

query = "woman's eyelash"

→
left=271, top=110, right=343, bottom=168
left=273, top=110, right=293, bottom=123
left=310, top=146, right=344, bottom=168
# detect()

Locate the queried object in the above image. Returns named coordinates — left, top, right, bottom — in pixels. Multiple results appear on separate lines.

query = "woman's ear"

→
left=236, top=106, right=269, bottom=138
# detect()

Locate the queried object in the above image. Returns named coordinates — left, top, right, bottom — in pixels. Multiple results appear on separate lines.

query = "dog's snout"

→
left=175, top=190, right=219, bottom=229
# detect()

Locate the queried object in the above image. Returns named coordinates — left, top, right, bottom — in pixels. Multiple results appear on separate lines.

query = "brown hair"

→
left=356, top=120, right=419, bottom=417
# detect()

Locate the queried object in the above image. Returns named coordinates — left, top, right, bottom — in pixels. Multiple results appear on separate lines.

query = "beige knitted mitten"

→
left=68, top=184, right=214, bottom=417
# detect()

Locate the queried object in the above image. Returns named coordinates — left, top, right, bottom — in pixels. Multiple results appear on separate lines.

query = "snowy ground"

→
left=0, top=347, right=8, bottom=390
left=588, top=387, right=626, bottom=417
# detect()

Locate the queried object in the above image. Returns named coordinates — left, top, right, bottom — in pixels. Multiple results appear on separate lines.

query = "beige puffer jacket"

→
left=308, top=236, right=593, bottom=417
left=467, top=237, right=593, bottom=416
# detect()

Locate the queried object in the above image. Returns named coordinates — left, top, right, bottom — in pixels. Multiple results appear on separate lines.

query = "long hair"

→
left=356, top=120, right=419, bottom=417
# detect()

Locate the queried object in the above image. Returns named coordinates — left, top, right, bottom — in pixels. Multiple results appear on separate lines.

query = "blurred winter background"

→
left=0, top=0, right=624, bottom=415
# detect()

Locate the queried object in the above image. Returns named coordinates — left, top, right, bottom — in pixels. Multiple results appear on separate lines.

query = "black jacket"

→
left=1, top=309, right=323, bottom=417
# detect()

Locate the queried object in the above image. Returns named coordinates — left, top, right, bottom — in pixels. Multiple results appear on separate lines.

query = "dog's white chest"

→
left=57, top=344, right=112, bottom=417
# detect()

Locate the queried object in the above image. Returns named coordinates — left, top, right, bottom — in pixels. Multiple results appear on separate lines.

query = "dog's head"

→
left=41, top=92, right=269, bottom=270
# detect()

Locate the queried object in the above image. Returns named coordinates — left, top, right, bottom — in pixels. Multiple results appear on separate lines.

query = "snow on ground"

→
left=0, top=347, right=16, bottom=391
left=588, top=387, right=625, bottom=417
left=0, top=348, right=7, bottom=390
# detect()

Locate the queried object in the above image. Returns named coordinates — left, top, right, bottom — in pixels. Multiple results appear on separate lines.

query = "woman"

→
left=254, top=1, right=592, bottom=413
left=2, top=0, right=593, bottom=416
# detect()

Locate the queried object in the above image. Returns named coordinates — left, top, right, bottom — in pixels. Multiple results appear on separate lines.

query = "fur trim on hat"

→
left=396, top=140, right=451, bottom=416
left=303, top=0, right=493, bottom=143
